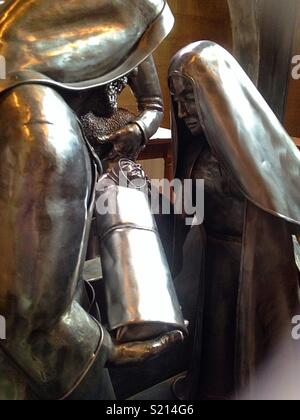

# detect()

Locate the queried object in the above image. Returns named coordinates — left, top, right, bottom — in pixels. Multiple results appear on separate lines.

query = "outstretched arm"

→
left=102, top=55, right=164, bottom=160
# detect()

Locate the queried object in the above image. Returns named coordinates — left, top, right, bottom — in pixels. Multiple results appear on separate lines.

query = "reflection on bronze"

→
left=108, top=331, right=185, bottom=367
left=0, top=1, right=182, bottom=400
left=0, top=0, right=173, bottom=159
left=0, top=0, right=173, bottom=86
left=96, top=159, right=187, bottom=343
left=169, top=41, right=300, bottom=400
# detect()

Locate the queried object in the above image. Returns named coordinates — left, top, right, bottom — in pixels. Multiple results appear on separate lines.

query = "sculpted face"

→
left=170, top=76, right=203, bottom=136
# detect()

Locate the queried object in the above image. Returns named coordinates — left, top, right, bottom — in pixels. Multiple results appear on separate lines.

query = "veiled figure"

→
left=169, top=41, right=300, bottom=400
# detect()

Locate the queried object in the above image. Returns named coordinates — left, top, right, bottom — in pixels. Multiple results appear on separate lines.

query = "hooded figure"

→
left=169, top=41, right=300, bottom=400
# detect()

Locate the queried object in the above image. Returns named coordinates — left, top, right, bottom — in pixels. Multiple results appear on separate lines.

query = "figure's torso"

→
left=192, top=143, right=245, bottom=239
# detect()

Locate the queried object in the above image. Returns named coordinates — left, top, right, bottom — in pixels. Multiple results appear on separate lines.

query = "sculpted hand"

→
left=103, top=329, right=185, bottom=367
left=98, top=123, right=144, bottom=161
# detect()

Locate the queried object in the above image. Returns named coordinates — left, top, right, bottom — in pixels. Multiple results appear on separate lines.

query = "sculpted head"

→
left=169, top=75, right=203, bottom=137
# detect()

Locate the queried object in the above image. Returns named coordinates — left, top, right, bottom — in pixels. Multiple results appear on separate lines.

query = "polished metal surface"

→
left=129, top=55, right=164, bottom=144
left=0, top=1, right=172, bottom=161
left=83, top=257, right=103, bottom=283
left=0, top=0, right=181, bottom=400
left=0, top=1, right=169, bottom=161
left=0, top=83, right=179, bottom=400
left=0, top=0, right=174, bottom=88
left=109, top=331, right=185, bottom=366
left=169, top=41, right=300, bottom=227
left=0, top=85, right=181, bottom=399
left=0, top=83, right=107, bottom=399
left=96, top=161, right=187, bottom=343
left=169, top=41, right=300, bottom=399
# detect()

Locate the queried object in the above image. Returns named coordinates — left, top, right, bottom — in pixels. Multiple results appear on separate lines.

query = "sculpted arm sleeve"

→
left=100, top=56, right=164, bottom=160
left=128, top=55, right=164, bottom=144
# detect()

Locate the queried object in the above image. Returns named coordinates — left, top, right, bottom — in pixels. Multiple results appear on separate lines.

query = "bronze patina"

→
left=0, top=1, right=187, bottom=401
left=169, top=41, right=300, bottom=400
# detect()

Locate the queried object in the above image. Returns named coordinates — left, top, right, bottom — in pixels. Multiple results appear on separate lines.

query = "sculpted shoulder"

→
left=0, top=0, right=173, bottom=86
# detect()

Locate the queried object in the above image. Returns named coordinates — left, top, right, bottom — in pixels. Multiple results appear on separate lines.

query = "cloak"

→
left=169, top=41, right=300, bottom=397
left=0, top=0, right=174, bottom=91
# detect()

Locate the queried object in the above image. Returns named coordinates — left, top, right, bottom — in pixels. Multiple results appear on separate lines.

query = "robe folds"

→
left=169, top=41, right=300, bottom=399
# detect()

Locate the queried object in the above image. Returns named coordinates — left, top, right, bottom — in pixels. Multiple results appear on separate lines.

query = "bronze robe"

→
left=169, top=41, right=300, bottom=400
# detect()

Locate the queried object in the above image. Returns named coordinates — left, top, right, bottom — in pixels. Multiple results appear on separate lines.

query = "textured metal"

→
left=76, top=56, right=165, bottom=160
left=96, top=160, right=187, bottom=343
left=80, top=108, right=136, bottom=159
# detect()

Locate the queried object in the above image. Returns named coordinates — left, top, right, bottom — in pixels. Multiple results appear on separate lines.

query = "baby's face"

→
left=170, top=76, right=203, bottom=136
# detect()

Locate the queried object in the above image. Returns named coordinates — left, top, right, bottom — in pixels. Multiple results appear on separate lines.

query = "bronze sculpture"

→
left=0, top=0, right=187, bottom=400
left=0, top=0, right=171, bottom=160
left=169, top=41, right=300, bottom=400
left=228, top=0, right=298, bottom=121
